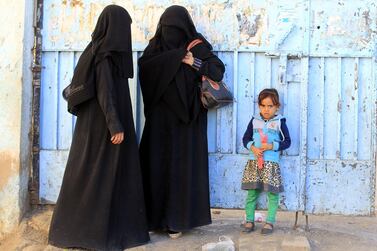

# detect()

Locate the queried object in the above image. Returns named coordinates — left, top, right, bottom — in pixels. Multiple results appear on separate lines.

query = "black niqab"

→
left=92, top=4, right=134, bottom=78
left=63, top=5, right=133, bottom=115
left=139, top=5, right=213, bottom=123
left=161, top=26, right=187, bottom=49
left=49, top=5, right=150, bottom=250
left=145, top=5, right=212, bottom=54
left=138, top=5, right=225, bottom=232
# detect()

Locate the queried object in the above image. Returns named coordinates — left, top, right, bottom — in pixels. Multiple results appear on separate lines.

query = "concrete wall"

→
left=0, top=0, right=34, bottom=239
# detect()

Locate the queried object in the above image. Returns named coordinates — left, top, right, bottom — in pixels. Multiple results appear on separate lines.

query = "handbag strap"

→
left=202, top=76, right=220, bottom=90
left=187, top=39, right=221, bottom=89
left=187, top=39, right=203, bottom=51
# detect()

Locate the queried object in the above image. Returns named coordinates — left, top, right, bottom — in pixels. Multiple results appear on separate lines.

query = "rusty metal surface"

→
left=29, top=0, right=44, bottom=205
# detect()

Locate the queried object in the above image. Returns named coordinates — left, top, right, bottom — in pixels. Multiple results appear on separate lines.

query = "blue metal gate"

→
left=39, top=0, right=376, bottom=215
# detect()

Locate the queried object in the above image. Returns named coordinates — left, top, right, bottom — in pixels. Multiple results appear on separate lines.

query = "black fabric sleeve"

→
left=242, top=118, right=254, bottom=149
left=278, top=118, right=291, bottom=151
left=191, top=44, right=225, bottom=82
left=138, top=48, right=187, bottom=116
left=95, top=58, right=124, bottom=136
left=197, top=55, right=225, bottom=81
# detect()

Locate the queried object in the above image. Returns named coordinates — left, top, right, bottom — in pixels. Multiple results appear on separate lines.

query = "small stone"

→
left=281, top=236, right=311, bottom=251
left=239, top=235, right=279, bottom=251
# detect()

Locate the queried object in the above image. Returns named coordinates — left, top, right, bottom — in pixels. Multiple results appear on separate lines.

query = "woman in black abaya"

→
left=138, top=5, right=225, bottom=237
left=48, top=5, right=149, bottom=250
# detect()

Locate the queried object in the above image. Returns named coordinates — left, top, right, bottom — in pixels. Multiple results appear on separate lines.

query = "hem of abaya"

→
left=48, top=238, right=150, bottom=251
left=149, top=219, right=212, bottom=232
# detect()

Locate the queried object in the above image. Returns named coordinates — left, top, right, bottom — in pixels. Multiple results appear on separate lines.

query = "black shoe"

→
left=261, top=222, right=273, bottom=235
left=242, top=221, right=255, bottom=233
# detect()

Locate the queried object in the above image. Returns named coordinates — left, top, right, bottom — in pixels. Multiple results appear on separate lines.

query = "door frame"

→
left=30, top=0, right=44, bottom=205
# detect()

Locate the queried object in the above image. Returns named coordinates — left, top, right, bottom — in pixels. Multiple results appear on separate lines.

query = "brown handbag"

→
left=187, top=39, right=234, bottom=109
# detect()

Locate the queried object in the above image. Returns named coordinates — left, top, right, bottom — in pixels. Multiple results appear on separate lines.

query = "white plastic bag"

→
left=202, top=236, right=235, bottom=251
left=242, top=211, right=266, bottom=224
left=254, top=211, right=266, bottom=222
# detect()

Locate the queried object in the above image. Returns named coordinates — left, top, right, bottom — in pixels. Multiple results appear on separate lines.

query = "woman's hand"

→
left=182, top=51, right=194, bottom=65
left=111, top=132, right=124, bottom=144
left=251, top=145, right=263, bottom=158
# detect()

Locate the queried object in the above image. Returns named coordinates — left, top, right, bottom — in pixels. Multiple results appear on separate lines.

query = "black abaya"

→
left=138, top=5, right=225, bottom=232
left=48, top=5, right=149, bottom=251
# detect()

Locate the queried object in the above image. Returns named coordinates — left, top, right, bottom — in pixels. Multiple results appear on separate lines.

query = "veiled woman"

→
left=138, top=5, right=225, bottom=237
left=48, top=5, right=150, bottom=250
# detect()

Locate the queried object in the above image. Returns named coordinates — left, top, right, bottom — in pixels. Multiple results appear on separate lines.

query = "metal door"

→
left=37, top=0, right=376, bottom=215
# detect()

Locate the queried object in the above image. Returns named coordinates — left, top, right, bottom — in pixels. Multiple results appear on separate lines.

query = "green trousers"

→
left=245, top=189, right=279, bottom=224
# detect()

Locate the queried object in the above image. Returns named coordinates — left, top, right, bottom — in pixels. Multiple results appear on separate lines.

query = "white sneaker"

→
left=168, top=231, right=182, bottom=239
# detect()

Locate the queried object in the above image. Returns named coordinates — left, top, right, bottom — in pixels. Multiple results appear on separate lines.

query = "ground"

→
left=0, top=206, right=377, bottom=251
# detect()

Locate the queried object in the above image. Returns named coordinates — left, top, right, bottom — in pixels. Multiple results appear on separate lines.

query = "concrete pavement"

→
left=1, top=207, right=376, bottom=251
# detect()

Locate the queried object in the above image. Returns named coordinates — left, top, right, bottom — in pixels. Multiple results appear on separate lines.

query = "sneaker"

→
left=168, top=230, right=182, bottom=239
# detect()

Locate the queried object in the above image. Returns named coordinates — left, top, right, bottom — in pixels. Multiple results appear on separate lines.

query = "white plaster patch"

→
left=0, top=174, right=21, bottom=240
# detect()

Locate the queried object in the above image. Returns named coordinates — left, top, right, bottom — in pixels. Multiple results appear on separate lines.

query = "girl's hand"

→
left=111, top=132, right=124, bottom=144
left=251, top=145, right=263, bottom=158
left=260, top=143, right=273, bottom=151
left=182, top=51, right=194, bottom=65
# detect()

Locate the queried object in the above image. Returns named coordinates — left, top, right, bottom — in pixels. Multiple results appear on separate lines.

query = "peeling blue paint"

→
left=39, top=0, right=376, bottom=215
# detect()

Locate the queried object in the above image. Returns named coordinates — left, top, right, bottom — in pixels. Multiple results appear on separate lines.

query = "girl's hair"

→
left=258, top=88, right=280, bottom=107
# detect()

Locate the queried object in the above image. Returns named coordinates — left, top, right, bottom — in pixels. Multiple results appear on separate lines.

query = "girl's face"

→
left=259, top=96, right=278, bottom=120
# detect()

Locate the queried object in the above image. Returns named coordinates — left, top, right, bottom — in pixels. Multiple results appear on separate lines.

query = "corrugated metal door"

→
left=38, top=0, right=376, bottom=215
